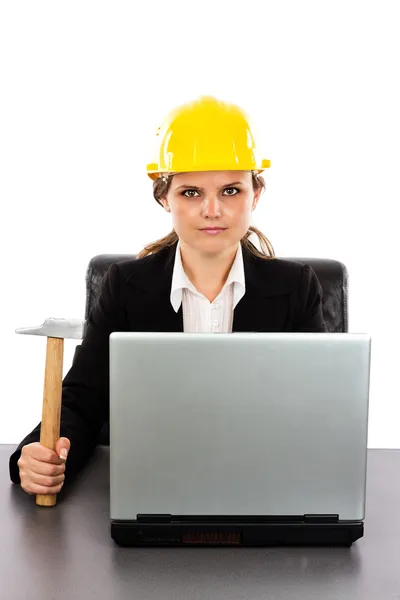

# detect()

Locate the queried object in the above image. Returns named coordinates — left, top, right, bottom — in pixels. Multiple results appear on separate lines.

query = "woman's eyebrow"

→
left=174, top=181, right=244, bottom=191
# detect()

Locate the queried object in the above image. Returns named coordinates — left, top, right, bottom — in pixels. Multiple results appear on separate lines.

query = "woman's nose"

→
left=202, top=195, right=222, bottom=217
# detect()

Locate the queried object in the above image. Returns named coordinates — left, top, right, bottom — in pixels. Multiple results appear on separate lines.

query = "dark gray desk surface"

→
left=2, top=445, right=400, bottom=600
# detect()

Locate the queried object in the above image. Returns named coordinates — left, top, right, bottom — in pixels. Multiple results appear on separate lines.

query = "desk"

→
left=2, top=445, right=400, bottom=600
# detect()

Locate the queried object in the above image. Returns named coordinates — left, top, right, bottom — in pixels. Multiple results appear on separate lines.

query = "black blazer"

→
left=9, top=243, right=326, bottom=485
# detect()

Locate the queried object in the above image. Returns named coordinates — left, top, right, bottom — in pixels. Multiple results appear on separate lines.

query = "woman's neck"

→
left=179, top=241, right=239, bottom=303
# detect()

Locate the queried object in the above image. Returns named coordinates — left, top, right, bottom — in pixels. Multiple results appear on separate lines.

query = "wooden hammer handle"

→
left=36, top=337, right=64, bottom=507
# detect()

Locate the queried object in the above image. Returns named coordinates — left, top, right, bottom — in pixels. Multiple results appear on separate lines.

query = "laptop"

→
left=109, top=332, right=371, bottom=547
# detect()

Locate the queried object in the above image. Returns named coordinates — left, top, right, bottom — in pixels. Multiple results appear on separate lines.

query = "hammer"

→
left=16, top=318, right=84, bottom=507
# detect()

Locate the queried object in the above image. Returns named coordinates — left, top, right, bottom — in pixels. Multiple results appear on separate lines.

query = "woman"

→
left=10, top=96, right=326, bottom=496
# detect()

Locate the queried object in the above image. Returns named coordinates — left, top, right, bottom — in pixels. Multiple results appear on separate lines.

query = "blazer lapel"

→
left=125, top=244, right=184, bottom=332
left=233, top=247, right=292, bottom=332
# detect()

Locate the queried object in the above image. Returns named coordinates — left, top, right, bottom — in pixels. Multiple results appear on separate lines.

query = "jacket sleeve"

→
left=9, top=263, right=127, bottom=485
left=292, top=264, right=327, bottom=332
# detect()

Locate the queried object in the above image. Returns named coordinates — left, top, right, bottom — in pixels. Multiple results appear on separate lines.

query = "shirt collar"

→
left=170, top=241, right=246, bottom=313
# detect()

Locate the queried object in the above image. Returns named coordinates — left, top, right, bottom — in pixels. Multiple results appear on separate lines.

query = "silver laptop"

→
left=109, top=332, right=371, bottom=547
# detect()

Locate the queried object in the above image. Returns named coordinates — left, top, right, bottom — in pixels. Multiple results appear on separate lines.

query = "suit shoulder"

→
left=263, top=257, right=306, bottom=271
left=112, top=246, right=174, bottom=285
left=244, top=254, right=313, bottom=296
left=251, top=256, right=307, bottom=278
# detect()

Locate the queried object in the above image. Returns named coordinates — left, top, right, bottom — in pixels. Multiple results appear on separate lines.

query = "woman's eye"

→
left=223, top=187, right=239, bottom=196
left=182, top=189, right=200, bottom=198
left=181, top=187, right=239, bottom=198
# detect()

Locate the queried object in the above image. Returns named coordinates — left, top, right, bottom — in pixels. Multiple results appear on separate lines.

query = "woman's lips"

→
left=200, top=228, right=227, bottom=235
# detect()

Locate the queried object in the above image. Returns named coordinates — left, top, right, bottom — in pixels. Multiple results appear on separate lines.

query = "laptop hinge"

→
left=304, top=514, right=339, bottom=523
left=137, top=514, right=172, bottom=523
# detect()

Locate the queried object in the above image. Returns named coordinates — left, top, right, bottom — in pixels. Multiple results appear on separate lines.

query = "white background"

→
left=1, top=1, right=399, bottom=447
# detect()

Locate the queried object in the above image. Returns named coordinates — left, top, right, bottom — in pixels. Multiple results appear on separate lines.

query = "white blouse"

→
left=170, top=242, right=246, bottom=333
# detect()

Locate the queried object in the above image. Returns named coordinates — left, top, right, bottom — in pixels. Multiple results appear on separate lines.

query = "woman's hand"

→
left=17, top=437, right=70, bottom=496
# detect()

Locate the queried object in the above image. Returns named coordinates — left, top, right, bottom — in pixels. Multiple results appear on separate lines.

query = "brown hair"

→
left=137, top=172, right=275, bottom=260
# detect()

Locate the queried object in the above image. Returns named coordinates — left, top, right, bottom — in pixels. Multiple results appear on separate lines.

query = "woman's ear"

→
left=252, top=188, right=262, bottom=211
left=159, top=196, right=170, bottom=212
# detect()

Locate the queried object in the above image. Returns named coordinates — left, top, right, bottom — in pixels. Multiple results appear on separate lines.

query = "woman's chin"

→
left=190, top=235, right=239, bottom=254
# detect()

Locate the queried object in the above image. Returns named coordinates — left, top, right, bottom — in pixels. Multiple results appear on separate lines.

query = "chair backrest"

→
left=84, top=254, right=348, bottom=335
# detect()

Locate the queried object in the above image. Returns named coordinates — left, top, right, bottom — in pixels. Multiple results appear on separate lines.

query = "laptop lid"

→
left=109, top=332, right=371, bottom=522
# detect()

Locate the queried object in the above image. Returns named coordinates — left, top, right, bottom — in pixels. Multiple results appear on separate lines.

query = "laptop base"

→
left=111, top=516, right=363, bottom=547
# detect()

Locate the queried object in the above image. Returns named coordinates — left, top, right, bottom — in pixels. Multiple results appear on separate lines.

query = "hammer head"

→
left=15, top=318, right=84, bottom=340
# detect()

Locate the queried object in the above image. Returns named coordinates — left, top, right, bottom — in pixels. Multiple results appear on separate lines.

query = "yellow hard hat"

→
left=146, top=95, right=270, bottom=180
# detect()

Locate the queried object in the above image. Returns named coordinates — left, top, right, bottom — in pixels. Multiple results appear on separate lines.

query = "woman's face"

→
left=162, top=170, right=260, bottom=255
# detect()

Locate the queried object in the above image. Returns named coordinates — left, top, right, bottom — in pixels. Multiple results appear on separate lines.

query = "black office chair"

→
left=84, top=254, right=348, bottom=445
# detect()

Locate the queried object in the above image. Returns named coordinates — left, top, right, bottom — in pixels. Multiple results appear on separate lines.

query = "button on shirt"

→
left=170, top=242, right=246, bottom=333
